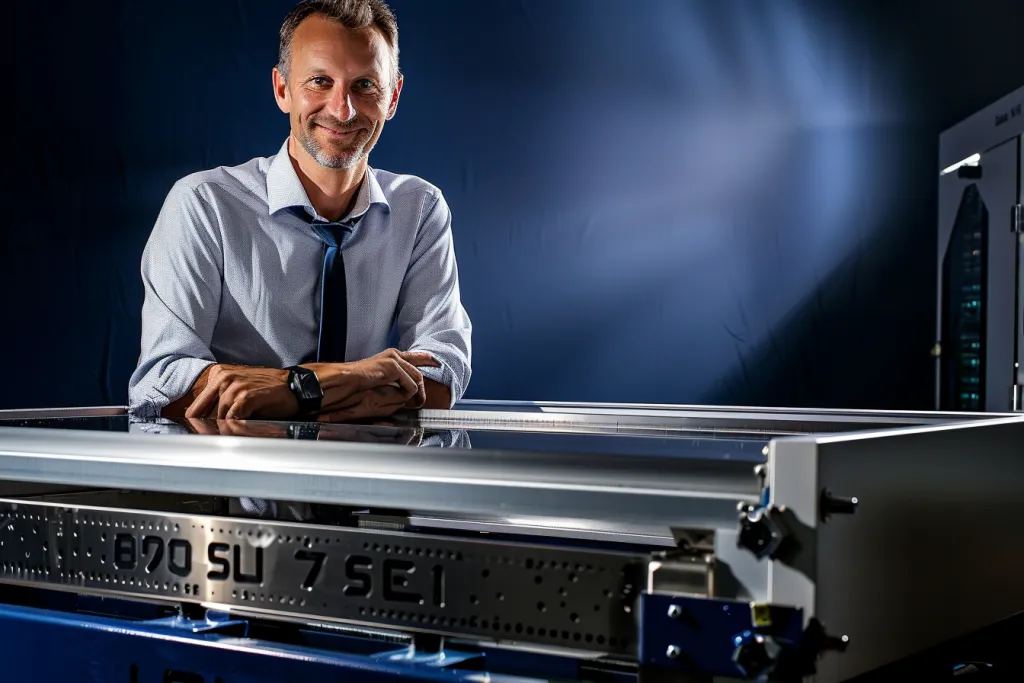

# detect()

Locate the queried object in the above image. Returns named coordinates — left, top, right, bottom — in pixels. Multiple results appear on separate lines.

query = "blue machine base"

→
left=0, top=601, right=538, bottom=683
left=0, top=589, right=639, bottom=683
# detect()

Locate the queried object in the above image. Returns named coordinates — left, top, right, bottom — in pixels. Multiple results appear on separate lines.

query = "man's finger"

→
left=217, top=384, right=243, bottom=420
left=389, top=356, right=425, bottom=399
left=225, top=393, right=255, bottom=420
left=186, top=380, right=222, bottom=419
left=399, top=351, right=440, bottom=368
left=378, top=358, right=419, bottom=397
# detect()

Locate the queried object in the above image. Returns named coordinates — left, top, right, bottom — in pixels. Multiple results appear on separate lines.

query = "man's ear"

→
left=386, top=73, right=404, bottom=120
left=272, top=67, right=291, bottom=114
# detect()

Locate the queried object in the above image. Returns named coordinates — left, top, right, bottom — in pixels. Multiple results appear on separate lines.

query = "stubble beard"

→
left=298, top=117, right=374, bottom=169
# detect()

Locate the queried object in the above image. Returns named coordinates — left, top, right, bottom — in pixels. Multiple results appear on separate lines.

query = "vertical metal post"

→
left=1012, top=135, right=1023, bottom=410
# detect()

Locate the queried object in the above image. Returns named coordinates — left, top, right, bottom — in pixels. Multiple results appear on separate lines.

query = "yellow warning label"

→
left=751, top=603, right=772, bottom=628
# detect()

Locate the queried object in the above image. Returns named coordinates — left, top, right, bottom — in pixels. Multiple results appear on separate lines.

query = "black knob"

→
left=732, top=632, right=778, bottom=678
left=737, top=507, right=784, bottom=560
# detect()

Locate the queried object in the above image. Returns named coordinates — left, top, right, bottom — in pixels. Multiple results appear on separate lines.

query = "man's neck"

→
left=288, top=136, right=365, bottom=222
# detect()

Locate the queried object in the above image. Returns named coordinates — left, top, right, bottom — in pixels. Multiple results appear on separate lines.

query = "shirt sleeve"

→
left=127, top=180, right=223, bottom=417
left=395, top=190, right=473, bottom=406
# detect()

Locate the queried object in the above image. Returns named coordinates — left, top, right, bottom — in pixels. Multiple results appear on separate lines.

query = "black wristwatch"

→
left=285, top=366, right=324, bottom=415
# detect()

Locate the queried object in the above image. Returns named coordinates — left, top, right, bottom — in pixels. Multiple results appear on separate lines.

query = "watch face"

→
left=294, top=370, right=323, bottom=399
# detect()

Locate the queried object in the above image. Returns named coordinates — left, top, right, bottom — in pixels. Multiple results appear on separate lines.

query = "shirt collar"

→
left=266, top=137, right=390, bottom=223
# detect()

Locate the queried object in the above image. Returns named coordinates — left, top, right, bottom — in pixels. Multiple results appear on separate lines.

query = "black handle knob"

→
left=737, top=506, right=785, bottom=559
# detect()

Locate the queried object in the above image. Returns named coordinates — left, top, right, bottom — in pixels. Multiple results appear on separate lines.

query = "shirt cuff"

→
left=417, top=357, right=460, bottom=408
left=129, top=357, right=217, bottom=418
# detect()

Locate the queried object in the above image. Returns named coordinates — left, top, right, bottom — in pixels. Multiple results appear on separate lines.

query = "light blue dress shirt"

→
left=128, top=138, right=472, bottom=416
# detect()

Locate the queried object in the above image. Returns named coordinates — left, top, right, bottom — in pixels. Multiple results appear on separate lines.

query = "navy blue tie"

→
left=310, top=221, right=355, bottom=362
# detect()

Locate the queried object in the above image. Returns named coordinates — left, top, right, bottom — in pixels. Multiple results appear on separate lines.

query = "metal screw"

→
left=666, top=645, right=681, bottom=659
left=667, top=604, right=682, bottom=619
left=754, top=464, right=767, bottom=478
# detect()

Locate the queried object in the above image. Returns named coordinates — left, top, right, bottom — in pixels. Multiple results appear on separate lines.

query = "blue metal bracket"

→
left=639, top=592, right=804, bottom=680
left=372, top=647, right=481, bottom=668
left=139, top=610, right=250, bottom=636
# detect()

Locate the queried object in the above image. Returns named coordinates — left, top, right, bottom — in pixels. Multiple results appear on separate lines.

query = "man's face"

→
left=274, top=15, right=401, bottom=170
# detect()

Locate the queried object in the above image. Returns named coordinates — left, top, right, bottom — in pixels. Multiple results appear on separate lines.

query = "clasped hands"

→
left=183, top=349, right=439, bottom=422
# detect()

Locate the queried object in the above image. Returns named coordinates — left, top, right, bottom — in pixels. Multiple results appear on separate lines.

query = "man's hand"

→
left=305, top=349, right=440, bottom=416
left=316, top=385, right=413, bottom=423
left=184, top=365, right=298, bottom=420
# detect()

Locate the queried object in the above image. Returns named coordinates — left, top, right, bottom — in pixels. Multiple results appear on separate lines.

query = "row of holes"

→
left=2, top=562, right=48, bottom=575
left=231, top=589, right=307, bottom=607
left=2, top=563, right=197, bottom=598
left=361, top=542, right=462, bottom=560
left=354, top=606, right=617, bottom=646
left=1, top=512, right=46, bottom=522
left=76, top=519, right=180, bottom=533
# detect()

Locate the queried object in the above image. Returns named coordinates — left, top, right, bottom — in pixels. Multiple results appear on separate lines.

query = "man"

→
left=128, top=0, right=471, bottom=422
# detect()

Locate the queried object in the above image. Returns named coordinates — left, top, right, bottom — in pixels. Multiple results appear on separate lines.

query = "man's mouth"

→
left=317, top=123, right=360, bottom=138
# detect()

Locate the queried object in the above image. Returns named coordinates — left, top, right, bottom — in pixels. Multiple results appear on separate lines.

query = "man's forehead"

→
left=292, top=16, right=392, bottom=76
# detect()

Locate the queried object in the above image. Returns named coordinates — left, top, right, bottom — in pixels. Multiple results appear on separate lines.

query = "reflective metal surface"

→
left=0, top=414, right=768, bottom=462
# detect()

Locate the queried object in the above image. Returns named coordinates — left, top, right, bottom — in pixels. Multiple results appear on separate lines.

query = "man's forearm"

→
left=304, top=364, right=451, bottom=411
left=422, top=378, right=452, bottom=409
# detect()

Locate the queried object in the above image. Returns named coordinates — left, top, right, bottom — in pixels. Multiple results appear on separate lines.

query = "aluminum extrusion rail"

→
left=0, top=426, right=759, bottom=529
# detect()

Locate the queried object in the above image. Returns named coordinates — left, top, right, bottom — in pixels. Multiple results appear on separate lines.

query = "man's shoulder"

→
left=169, top=155, right=269, bottom=205
left=369, top=168, right=444, bottom=204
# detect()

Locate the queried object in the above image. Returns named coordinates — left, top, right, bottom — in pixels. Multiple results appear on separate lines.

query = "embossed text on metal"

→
left=0, top=500, right=663, bottom=654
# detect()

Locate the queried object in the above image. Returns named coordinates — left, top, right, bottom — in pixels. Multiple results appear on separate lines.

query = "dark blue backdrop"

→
left=5, top=0, right=1024, bottom=410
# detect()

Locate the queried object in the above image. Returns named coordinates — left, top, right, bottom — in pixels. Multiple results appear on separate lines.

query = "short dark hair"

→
left=278, top=0, right=400, bottom=86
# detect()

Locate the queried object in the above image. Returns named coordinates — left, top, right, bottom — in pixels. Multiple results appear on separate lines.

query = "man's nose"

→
left=327, top=88, right=357, bottom=122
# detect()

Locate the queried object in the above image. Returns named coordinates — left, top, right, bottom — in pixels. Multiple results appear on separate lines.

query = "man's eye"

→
left=355, top=79, right=375, bottom=90
left=310, top=77, right=331, bottom=87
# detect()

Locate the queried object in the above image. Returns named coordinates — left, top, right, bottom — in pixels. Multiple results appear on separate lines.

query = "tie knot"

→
left=311, top=221, right=353, bottom=249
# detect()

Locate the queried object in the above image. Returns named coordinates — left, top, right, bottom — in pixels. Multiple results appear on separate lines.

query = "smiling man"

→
left=128, top=0, right=471, bottom=422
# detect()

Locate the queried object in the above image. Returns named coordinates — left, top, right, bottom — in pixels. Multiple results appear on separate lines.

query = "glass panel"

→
left=941, top=183, right=988, bottom=410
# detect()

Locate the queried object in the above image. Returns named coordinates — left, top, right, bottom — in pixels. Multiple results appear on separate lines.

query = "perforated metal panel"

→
left=0, top=499, right=699, bottom=655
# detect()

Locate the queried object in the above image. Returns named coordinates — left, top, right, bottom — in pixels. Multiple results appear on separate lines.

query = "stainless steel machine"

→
left=0, top=401, right=1021, bottom=682
left=936, top=84, right=1024, bottom=411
